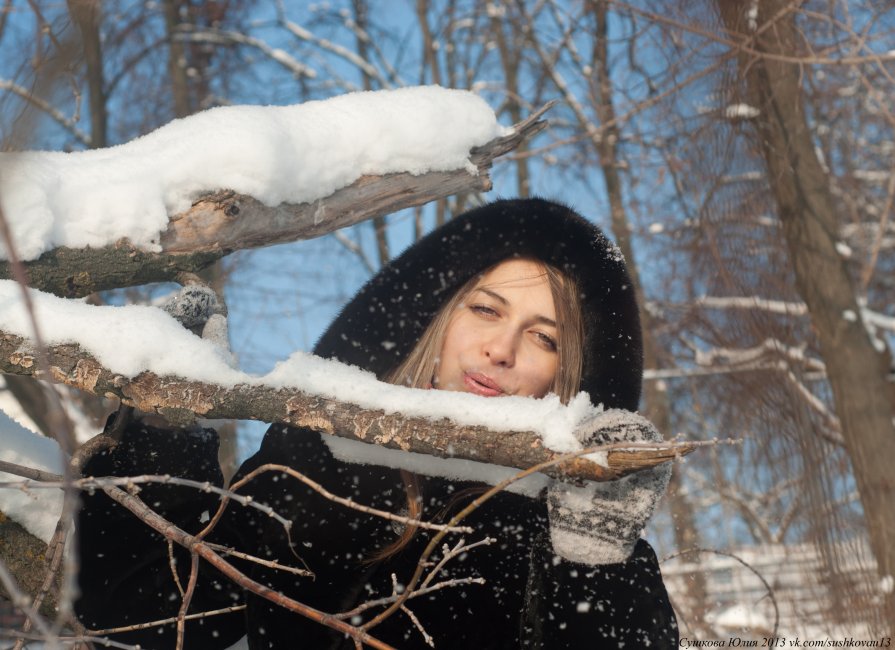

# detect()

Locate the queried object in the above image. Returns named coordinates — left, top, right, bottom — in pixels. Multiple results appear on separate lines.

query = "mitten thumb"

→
left=548, top=410, right=671, bottom=565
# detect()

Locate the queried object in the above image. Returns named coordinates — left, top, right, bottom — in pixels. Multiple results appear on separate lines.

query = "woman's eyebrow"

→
left=475, top=287, right=508, bottom=305
left=475, top=288, right=557, bottom=328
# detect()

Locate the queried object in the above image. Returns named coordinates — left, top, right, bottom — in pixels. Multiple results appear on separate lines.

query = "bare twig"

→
left=172, top=25, right=317, bottom=79
left=0, top=628, right=138, bottom=649
left=168, top=540, right=186, bottom=599
left=0, top=561, right=56, bottom=645
left=230, top=464, right=473, bottom=535
left=86, top=604, right=246, bottom=636
left=0, top=79, right=92, bottom=146
left=662, top=547, right=780, bottom=638
left=175, top=554, right=200, bottom=650
left=97, top=482, right=397, bottom=650
left=358, top=437, right=717, bottom=633
left=335, top=538, right=492, bottom=620
left=203, top=542, right=314, bottom=578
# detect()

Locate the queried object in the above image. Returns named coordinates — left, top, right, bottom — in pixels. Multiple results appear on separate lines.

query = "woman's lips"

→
left=463, top=372, right=505, bottom=397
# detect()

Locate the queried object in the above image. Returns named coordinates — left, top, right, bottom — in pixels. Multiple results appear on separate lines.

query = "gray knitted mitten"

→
left=162, top=284, right=226, bottom=330
left=162, top=284, right=234, bottom=364
left=547, top=409, right=671, bottom=565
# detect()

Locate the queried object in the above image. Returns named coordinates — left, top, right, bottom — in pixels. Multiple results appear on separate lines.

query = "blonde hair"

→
left=369, top=259, right=583, bottom=562
left=388, top=260, right=583, bottom=401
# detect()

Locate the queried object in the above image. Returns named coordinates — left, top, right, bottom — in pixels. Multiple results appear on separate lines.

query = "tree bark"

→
left=163, top=0, right=192, bottom=118
left=0, top=106, right=549, bottom=297
left=0, top=513, right=58, bottom=617
left=718, top=1, right=895, bottom=628
left=0, top=332, right=692, bottom=484
left=66, top=0, right=106, bottom=148
left=587, top=0, right=708, bottom=626
left=490, top=9, right=530, bottom=197
left=352, top=0, right=390, bottom=265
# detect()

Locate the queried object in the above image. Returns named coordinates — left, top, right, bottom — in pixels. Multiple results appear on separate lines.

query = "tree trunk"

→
left=587, top=0, right=708, bottom=627
left=718, top=0, right=895, bottom=628
left=66, top=0, right=106, bottom=147
left=163, top=0, right=192, bottom=118
left=352, top=0, right=390, bottom=264
left=490, top=10, right=530, bottom=197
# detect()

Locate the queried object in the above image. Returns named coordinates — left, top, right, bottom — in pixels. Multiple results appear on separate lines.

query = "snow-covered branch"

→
left=173, top=26, right=318, bottom=79
left=0, top=89, right=549, bottom=297
left=0, top=331, right=689, bottom=483
left=692, top=295, right=895, bottom=334
left=693, top=295, right=808, bottom=316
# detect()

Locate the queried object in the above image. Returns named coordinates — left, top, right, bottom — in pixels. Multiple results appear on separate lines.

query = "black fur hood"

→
left=314, top=197, right=644, bottom=411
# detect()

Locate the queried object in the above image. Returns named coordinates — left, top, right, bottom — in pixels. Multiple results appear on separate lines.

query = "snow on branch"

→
left=0, top=88, right=551, bottom=297
left=692, top=295, right=895, bottom=333
left=0, top=331, right=690, bottom=483
left=694, top=295, right=808, bottom=316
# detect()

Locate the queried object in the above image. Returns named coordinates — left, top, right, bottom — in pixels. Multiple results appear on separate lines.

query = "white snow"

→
left=324, top=436, right=551, bottom=497
left=264, top=350, right=601, bottom=451
left=0, top=281, right=243, bottom=383
left=746, top=0, right=759, bottom=31
left=0, top=411, right=64, bottom=542
left=0, top=280, right=603, bottom=452
left=881, top=574, right=894, bottom=594
left=835, top=241, right=853, bottom=257
left=724, top=103, right=760, bottom=120
left=697, top=295, right=808, bottom=316
left=0, top=278, right=612, bottom=512
left=0, top=86, right=508, bottom=261
left=708, top=603, right=770, bottom=629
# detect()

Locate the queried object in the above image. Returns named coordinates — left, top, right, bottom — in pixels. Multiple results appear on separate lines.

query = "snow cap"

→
left=314, top=197, right=643, bottom=411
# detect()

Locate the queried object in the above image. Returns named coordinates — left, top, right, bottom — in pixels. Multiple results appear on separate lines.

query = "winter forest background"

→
left=0, top=0, right=894, bottom=646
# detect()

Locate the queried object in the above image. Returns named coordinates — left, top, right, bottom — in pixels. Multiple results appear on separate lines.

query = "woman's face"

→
left=435, top=259, right=558, bottom=398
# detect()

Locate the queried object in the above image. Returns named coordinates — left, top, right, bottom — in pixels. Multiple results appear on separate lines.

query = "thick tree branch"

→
left=0, top=332, right=692, bottom=483
left=0, top=106, right=551, bottom=298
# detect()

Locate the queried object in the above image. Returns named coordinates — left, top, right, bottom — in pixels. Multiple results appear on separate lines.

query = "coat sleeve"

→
left=522, top=534, right=679, bottom=648
left=75, top=419, right=246, bottom=649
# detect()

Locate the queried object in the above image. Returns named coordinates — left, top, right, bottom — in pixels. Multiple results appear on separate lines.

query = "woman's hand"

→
left=546, top=410, right=672, bottom=565
left=162, top=281, right=234, bottom=365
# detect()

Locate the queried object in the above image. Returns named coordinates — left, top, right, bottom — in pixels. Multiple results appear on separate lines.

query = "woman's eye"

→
left=470, top=304, right=499, bottom=317
left=534, top=331, right=558, bottom=352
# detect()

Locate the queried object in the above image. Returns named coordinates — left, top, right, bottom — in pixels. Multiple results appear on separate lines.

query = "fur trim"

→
left=314, top=197, right=643, bottom=410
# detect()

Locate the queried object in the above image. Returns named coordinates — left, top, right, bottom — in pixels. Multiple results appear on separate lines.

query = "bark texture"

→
left=66, top=0, right=107, bottom=148
left=0, top=332, right=691, bottom=484
left=587, top=0, right=709, bottom=626
left=718, top=1, right=895, bottom=626
left=0, top=513, right=58, bottom=617
left=0, top=107, right=549, bottom=297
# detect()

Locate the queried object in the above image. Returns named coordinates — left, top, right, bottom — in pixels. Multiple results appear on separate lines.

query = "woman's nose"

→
left=483, top=329, right=517, bottom=366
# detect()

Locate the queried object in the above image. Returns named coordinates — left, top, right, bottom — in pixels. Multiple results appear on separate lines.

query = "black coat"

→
left=76, top=198, right=678, bottom=649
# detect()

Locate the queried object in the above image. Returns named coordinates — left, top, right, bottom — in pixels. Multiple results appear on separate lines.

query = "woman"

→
left=76, top=198, right=678, bottom=648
